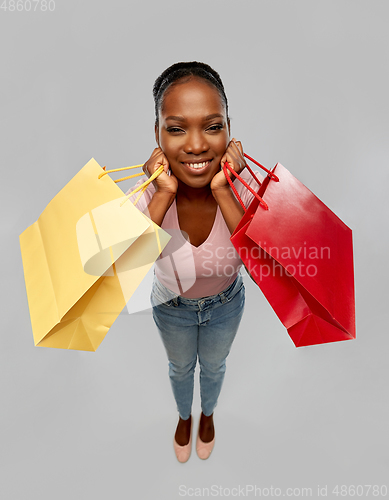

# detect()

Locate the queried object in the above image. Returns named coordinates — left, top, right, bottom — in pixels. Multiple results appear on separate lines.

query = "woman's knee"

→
left=168, top=357, right=197, bottom=378
left=198, top=356, right=227, bottom=375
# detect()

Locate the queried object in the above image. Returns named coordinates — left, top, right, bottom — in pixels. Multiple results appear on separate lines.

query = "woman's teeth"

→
left=185, top=161, right=209, bottom=169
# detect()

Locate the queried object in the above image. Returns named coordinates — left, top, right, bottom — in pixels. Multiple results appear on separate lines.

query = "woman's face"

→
left=155, top=77, right=230, bottom=189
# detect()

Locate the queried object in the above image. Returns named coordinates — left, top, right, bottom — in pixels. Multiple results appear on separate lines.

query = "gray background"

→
left=1, top=0, right=388, bottom=499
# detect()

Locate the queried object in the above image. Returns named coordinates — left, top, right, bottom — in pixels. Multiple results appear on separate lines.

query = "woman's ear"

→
left=227, top=117, right=231, bottom=137
left=155, top=123, right=160, bottom=146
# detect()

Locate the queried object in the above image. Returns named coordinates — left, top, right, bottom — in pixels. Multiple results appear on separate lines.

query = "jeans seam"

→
left=225, top=282, right=244, bottom=303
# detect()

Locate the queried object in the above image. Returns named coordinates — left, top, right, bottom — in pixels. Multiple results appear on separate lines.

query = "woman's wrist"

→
left=211, top=184, right=232, bottom=200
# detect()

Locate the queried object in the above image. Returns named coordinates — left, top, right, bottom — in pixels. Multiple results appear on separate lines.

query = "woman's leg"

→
left=150, top=276, right=202, bottom=449
left=152, top=305, right=199, bottom=421
left=197, top=277, right=245, bottom=440
left=150, top=279, right=199, bottom=424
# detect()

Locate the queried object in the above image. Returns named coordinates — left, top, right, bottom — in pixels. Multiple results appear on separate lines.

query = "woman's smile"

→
left=182, top=159, right=212, bottom=174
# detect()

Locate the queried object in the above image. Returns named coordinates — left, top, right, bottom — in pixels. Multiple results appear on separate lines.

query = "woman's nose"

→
left=183, top=131, right=209, bottom=155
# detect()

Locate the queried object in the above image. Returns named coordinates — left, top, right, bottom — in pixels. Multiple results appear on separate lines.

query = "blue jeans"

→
left=150, top=273, right=245, bottom=420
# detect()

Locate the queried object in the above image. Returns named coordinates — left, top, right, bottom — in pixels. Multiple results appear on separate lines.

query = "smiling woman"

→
left=125, top=61, right=263, bottom=463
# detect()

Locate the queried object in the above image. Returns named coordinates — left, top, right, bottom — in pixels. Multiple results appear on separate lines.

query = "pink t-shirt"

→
left=125, top=168, right=264, bottom=298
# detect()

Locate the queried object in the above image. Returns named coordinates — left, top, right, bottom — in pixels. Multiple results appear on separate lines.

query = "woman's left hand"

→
left=210, top=138, right=246, bottom=192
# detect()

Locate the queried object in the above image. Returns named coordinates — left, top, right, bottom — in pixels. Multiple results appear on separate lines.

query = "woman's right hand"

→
left=143, top=147, right=178, bottom=196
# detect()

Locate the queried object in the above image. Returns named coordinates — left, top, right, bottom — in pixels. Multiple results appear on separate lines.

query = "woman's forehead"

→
left=161, top=78, right=226, bottom=117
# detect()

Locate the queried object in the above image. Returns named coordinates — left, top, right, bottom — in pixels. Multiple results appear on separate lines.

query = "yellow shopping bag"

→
left=19, top=159, right=169, bottom=351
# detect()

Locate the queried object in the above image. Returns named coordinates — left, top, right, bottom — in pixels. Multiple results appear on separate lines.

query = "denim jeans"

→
left=150, top=272, right=245, bottom=420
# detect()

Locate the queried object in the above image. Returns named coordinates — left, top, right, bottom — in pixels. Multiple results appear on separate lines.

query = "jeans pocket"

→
left=151, top=282, right=173, bottom=307
left=225, top=276, right=245, bottom=303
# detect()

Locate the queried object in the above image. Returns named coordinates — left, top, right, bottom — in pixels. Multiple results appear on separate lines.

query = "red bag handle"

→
left=243, top=153, right=279, bottom=182
left=222, top=153, right=279, bottom=212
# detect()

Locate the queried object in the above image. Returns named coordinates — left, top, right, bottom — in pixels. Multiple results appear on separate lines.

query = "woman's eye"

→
left=166, top=127, right=183, bottom=133
left=166, top=124, right=223, bottom=133
left=208, top=124, right=223, bottom=132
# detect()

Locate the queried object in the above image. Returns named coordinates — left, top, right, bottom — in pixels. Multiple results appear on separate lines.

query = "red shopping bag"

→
left=225, top=154, right=355, bottom=347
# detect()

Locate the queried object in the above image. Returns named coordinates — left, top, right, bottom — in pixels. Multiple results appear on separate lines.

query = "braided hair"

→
left=153, top=61, right=229, bottom=126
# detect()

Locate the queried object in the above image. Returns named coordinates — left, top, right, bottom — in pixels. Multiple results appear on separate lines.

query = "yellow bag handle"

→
left=98, top=164, right=165, bottom=207
left=98, top=163, right=166, bottom=256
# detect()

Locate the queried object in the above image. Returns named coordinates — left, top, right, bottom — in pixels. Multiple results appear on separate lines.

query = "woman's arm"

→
left=210, top=138, right=246, bottom=233
left=142, top=191, right=176, bottom=227
left=211, top=185, right=244, bottom=234
left=212, top=186, right=257, bottom=284
left=137, top=147, right=178, bottom=226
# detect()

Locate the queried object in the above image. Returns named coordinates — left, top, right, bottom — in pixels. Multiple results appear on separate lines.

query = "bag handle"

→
left=243, top=153, right=279, bottom=182
left=98, top=164, right=164, bottom=207
left=98, top=164, right=165, bottom=254
left=222, top=153, right=279, bottom=212
left=98, top=163, right=145, bottom=182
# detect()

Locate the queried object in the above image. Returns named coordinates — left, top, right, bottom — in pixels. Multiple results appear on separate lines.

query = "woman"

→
left=126, top=61, right=262, bottom=462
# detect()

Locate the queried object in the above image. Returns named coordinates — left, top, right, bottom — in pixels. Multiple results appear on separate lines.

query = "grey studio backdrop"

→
left=1, top=1, right=388, bottom=499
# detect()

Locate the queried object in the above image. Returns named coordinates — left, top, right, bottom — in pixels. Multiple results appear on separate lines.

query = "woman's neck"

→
left=176, top=179, right=215, bottom=204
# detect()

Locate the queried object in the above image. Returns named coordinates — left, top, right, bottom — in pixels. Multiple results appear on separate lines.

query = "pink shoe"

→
left=196, top=419, right=215, bottom=460
left=173, top=417, right=192, bottom=463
